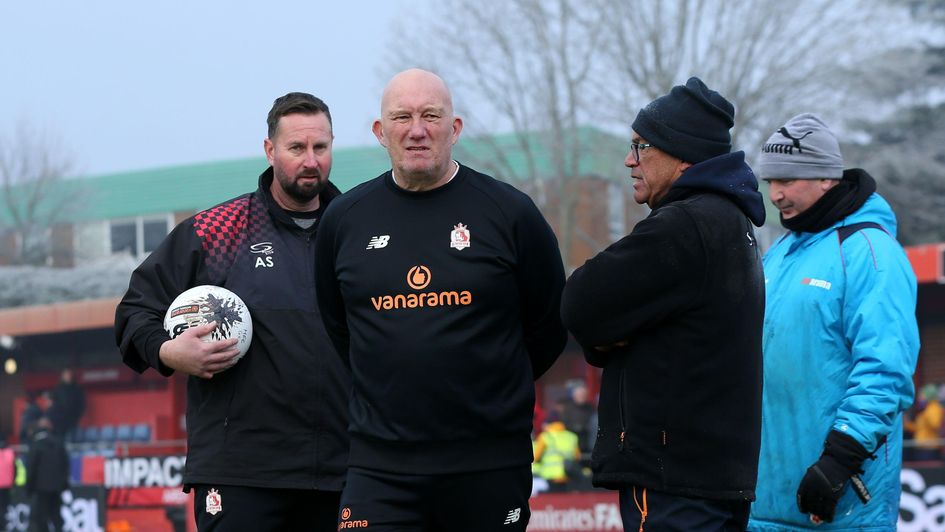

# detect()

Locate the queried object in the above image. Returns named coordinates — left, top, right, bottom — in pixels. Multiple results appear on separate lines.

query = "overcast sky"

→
left=1, top=1, right=420, bottom=176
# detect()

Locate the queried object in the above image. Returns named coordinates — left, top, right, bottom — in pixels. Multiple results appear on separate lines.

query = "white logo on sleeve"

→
left=504, top=508, right=521, bottom=525
left=366, top=235, right=390, bottom=249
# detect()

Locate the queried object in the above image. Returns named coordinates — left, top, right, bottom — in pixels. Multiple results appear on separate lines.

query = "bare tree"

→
left=386, top=0, right=639, bottom=269
left=0, top=121, right=81, bottom=265
left=389, top=1, right=919, bottom=259
left=601, top=0, right=914, bottom=154
left=829, top=0, right=945, bottom=244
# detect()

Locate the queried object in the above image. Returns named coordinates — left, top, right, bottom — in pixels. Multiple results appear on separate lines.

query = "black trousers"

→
left=339, top=465, right=533, bottom=531
left=192, top=484, right=341, bottom=532
left=619, top=486, right=750, bottom=532
left=30, top=491, right=63, bottom=532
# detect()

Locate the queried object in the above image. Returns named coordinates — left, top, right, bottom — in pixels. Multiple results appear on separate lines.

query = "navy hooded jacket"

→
left=561, top=151, right=766, bottom=500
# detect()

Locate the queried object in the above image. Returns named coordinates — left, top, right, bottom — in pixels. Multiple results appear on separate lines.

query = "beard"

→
left=275, top=168, right=326, bottom=204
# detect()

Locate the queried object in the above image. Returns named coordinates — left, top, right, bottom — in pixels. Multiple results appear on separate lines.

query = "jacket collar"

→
left=256, top=167, right=342, bottom=229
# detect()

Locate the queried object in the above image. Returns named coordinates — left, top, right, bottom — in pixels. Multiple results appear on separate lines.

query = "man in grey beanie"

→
left=562, top=77, right=766, bottom=530
left=749, top=113, right=920, bottom=529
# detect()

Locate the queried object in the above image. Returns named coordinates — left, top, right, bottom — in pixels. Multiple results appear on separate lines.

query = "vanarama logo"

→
left=338, top=507, right=368, bottom=529
left=407, top=265, right=431, bottom=289
left=370, top=265, right=472, bottom=311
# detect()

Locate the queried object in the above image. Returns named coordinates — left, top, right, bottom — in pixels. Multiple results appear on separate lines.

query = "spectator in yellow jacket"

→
left=906, top=383, right=944, bottom=461
left=533, top=415, right=581, bottom=493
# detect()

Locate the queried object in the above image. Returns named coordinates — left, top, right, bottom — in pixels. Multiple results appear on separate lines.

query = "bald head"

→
left=381, top=68, right=454, bottom=116
left=373, top=68, right=463, bottom=191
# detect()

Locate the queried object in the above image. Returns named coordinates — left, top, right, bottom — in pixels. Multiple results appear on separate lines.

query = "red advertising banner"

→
left=98, top=455, right=189, bottom=510
left=107, top=487, right=190, bottom=507
left=527, top=492, right=622, bottom=532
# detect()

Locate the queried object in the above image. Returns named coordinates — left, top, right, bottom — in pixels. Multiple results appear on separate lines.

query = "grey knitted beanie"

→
left=757, top=113, right=843, bottom=179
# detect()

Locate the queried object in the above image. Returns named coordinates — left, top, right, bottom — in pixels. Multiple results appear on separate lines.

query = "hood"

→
left=669, top=151, right=766, bottom=226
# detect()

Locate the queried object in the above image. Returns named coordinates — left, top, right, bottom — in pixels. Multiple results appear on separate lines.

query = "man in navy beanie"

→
left=562, top=77, right=766, bottom=531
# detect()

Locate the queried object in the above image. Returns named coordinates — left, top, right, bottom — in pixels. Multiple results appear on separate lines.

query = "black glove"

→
left=796, top=430, right=872, bottom=523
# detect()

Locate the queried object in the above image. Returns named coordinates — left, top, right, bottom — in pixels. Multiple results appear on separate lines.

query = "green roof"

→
left=71, top=144, right=392, bottom=221
left=3, top=127, right=629, bottom=223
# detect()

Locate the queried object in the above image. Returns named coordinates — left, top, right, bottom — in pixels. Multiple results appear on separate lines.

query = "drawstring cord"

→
left=633, top=486, right=648, bottom=532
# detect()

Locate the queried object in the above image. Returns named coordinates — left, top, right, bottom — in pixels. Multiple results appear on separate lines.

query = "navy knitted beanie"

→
left=631, top=77, right=735, bottom=164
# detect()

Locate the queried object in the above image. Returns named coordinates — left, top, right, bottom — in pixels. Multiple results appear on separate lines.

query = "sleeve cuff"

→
left=144, top=330, right=175, bottom=377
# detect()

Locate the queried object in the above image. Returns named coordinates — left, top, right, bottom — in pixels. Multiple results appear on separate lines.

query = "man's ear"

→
left=263, top=138, right=275, bottom=165
left=451, top=116, right=463, bottom=145
left=372, top=120, right=388, bottom=148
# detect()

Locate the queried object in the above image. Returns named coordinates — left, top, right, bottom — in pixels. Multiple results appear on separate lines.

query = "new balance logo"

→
left=504, top=508, right=521, bottom=525
left=366, top=235, right=390, bottom=249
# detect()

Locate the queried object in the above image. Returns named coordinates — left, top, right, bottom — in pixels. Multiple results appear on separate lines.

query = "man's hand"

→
left=159, top=322, right=240, bottom=379
left=796, top=430, right=872, bottom=523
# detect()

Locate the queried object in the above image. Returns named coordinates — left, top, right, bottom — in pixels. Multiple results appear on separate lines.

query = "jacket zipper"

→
left=305, top=232, right=316, bottom=309
left=618, top=372, right=627, bottom=451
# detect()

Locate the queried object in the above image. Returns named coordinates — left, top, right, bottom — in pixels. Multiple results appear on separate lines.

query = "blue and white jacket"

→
left=749, top=190, right=920, bottom=531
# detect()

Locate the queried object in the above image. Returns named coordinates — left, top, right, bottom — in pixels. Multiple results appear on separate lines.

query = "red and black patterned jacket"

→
left=115, top=168, right=348, bottom=491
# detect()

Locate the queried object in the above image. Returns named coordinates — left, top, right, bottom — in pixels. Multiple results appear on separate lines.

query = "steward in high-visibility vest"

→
left=14, top=457, right=27, bottom=487
left=533, top=420, right=581, bottom=492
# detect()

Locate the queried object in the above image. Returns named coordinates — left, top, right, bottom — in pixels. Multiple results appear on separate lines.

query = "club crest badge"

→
left=206, top=488, right=222, bottom=515
left=450, top=223, right=471, bottom=250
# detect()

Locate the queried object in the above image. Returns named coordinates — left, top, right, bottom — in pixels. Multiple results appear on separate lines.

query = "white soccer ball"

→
left=163, top=285, right=253, bottom=367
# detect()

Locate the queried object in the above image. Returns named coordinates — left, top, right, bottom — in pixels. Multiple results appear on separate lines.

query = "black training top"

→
left=315, top=163, right=567, bottom=475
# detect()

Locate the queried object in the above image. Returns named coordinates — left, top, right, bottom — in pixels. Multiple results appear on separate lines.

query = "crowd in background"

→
left=17, top=369, right=86, bottom=445
left=905, top=382, right=945, bottom=462
left=532, top=375, right=945, bottom=497
left=5, top=369, right=84, bottom=532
